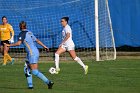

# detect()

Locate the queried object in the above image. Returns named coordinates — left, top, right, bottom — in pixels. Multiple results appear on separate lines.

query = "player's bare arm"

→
left=36, top=39, right=49, bottom=51
left=5, top=41, right=22, bottom=47
left=59, top=33, right=70, bottom=47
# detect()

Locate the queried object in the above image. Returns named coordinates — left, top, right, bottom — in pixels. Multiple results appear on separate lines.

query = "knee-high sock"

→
left=3, top=54, right=8, bottom=64
left=55, top=53, right=59, bottom=69
left=6, top=54, right=12, bottom=61
left=32, top=69, right=50, bottom=84
left=24, top=64, right=33, bottom=87
left=26, top=75, right=33, bottom=88
left=74, top=57, right=86, bottom=68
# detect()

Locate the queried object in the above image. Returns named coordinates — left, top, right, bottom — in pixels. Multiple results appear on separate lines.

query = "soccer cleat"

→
left=48, top=81, right=54, bottom=89
left=28, top=87, right=34, bottom=89
left=84, top=65, right=88, bottom=75
left=10, top=58, right=15, bottom=65
left=55, top=71, right=59, bottom=74
left=55, top=68, right=60, bottom=74
left=56, top=68, right=60, bottom=72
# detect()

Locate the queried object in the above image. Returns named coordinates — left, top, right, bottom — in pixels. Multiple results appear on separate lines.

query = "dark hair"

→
left=19, top=21, right=26, bottom=29
left=61, top=17, right=69, bottom=23
left=2, top=16, right=7, bottom=20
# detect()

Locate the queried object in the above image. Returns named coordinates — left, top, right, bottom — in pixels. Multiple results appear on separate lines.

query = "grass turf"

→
left=0, top=59, right=140, bottom=93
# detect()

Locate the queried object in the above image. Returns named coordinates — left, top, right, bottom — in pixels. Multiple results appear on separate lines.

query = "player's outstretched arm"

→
left=36, top=39, right=49, bottom=51
left=5, top=41, right=22, bottom=47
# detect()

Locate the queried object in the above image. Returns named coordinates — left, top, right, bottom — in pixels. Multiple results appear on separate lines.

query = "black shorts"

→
left=1, top=40, right=10, bottom=46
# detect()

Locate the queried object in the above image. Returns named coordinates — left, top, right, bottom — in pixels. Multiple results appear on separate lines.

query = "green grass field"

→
left=0, top=59, right=140, bottom=93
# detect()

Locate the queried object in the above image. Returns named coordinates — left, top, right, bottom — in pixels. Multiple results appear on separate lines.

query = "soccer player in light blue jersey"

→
left=5, top=21, right=54, bottom=89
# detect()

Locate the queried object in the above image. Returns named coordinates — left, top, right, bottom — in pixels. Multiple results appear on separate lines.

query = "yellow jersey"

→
left=0, top=23, right=14, bottom=41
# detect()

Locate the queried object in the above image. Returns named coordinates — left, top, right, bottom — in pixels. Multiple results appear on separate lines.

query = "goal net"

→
left=0, top=0, right=116, bottom=62
left=95, top=0, right=116, bottom=61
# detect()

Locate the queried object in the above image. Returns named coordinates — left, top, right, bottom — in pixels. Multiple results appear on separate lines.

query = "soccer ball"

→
left=49, top=67, right=56, bottom=74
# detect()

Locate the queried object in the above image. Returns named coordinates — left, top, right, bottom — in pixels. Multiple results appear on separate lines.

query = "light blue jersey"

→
left=18, top=30, right=39, bottom=64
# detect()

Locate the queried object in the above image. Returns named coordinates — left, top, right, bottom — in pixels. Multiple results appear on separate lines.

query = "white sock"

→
left=74, top=57, right=85, bottom=68
left=55, top=53, right=60, bottom=69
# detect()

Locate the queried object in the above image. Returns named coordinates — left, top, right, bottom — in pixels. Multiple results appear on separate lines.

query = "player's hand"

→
left=59, top=43, right=63, bottom=47
left=44, top=46, right=49, bottom=51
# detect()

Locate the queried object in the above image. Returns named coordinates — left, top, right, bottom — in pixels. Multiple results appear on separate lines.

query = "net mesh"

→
left=0, top=0, right=115, bottom=62
left=98, top=0, right=116, bottom=60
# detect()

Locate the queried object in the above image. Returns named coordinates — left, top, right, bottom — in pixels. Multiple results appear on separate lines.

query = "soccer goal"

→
left=95, top=0, right=116, bottom=61
left=0, top=0, right=116, bottom=62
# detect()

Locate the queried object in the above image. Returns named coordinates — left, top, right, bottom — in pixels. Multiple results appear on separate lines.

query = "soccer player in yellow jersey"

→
left=0, top=16, right=14, bottom=65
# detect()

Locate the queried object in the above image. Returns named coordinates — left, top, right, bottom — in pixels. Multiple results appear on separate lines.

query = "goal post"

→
left=95, top=0, right=116, bottom=61
left=95, top=0, right=100, bottom=61
left=106, top=0, right=117, bottom=60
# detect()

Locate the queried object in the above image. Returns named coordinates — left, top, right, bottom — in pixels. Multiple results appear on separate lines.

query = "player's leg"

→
left=24, top=61, right=33, bottom=89
left=2, top=41, right=14, bottom=65
left=55, top=46, right=66, bottom=73
left=1, top=42, right=6, bottom=65
left=2, top=42, right=8, bottom=65
left=30, top=63, right=54, bottom=89
left=4, top=41, right=14, bottom=64
left=0, top=45, right=4, bottom=55
left=68, top=50, right=88, bottom=74
left=1, top=45, right=6, bottom=65
left=68, top=50, right=85, bottom=68
left=3, top=52, right=8, bottom=66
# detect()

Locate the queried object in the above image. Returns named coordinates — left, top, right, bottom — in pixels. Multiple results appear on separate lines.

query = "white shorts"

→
left=61, top=44, right=75, bottom=51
